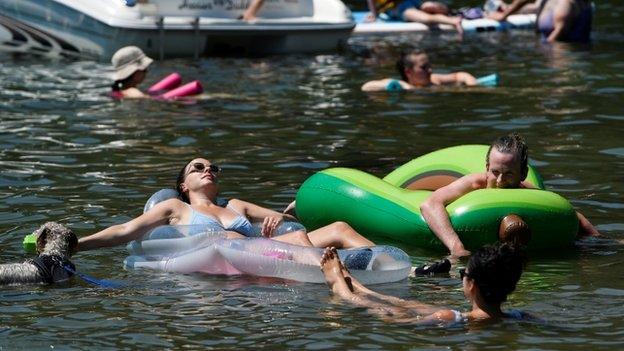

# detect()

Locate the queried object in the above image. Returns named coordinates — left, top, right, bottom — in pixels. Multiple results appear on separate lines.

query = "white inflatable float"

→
left=124, top=190, right=412, bottom=284
left=352, top=11, right=536, bottom=34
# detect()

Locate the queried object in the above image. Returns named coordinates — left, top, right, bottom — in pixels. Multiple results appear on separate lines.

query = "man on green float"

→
left=420, top=133, right=601, bottom=257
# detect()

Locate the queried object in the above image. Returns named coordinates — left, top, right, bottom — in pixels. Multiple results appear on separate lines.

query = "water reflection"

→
left=1, top=3, right=624, bottom=349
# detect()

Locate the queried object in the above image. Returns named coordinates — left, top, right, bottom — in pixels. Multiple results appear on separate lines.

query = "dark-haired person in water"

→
left=361, top=50, right=477, bottom=92
left=78, top=157, right=375, bottom=252
left=321, top=243, right=530, bottom=324
left=110, top=46, right=153, bottom=99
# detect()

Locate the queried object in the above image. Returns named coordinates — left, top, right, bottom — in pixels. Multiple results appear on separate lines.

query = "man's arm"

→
left=576, top=211, right=601, bottom=237
left=525, top=179, right=601, bottom=238
left=420, top=174, right=484, bottom=257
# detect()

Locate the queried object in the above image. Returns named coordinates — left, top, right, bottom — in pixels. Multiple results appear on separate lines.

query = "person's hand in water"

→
left=261, top=216, right=283, bottom=237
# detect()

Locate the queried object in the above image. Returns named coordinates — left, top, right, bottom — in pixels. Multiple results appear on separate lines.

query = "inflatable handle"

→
left=143, top=188, right=181, bottom=213
left=148, top=73, right=182, bottom=95
left=160, top=80, right=203, bottom=99
left=476, top=73, right=499, bottom=87
left=127, top=228, right=225, bottom=257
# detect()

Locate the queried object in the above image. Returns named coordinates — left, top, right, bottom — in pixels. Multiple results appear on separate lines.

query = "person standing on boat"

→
left=365, top=0, right=464, bottom=34
left=361, top=50, right=478, bottom=92
left=486, top=0, right=591, bottom=42
left=420, top=133, right=601, bottom=257
left=110, top=46, right=153, bottom=99
left=241, top=0, right=265, bottom=21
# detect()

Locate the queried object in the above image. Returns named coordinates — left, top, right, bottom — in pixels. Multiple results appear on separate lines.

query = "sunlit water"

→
left=1, top=1, right=624, bottom=349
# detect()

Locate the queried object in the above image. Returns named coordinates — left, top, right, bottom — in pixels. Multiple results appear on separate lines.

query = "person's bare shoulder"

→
left=429, top=309, right=460, bottom=324
left=361, top=78, right=413, bottom=92
left=122, top=87, right=147, bottom=99
left=361, top=78, right=393, bottom=92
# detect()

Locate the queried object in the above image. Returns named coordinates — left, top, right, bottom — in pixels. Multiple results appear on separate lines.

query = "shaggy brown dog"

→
left=0, top=222, right=77, bottom=285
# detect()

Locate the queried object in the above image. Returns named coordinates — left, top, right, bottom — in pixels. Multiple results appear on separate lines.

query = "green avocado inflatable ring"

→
left=295, top=145, right=579, bottom=251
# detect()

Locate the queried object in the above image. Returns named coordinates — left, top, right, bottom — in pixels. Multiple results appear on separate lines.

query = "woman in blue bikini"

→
left=78, top=158, right=375, bottom=251
left=321, top=242, right=530, bottom=324
left=487, top=0, right=591, bottom=42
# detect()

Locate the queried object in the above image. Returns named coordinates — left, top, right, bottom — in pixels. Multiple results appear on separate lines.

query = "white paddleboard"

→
left=352, top=11, right=536, bottom=34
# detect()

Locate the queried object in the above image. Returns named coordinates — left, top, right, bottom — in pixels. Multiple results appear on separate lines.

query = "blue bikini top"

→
left=187, top=203, right=255, bottom=237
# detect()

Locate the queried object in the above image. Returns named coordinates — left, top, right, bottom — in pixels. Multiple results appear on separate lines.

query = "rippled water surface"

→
left=1, top=1, right=624, bottom=350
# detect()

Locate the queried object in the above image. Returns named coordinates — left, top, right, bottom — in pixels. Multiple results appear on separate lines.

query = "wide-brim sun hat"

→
left=111, top=46, right=153, bottom=81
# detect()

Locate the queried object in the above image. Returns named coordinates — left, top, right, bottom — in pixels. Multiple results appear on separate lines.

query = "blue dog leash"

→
left=62, top=264, right=125, bottom=289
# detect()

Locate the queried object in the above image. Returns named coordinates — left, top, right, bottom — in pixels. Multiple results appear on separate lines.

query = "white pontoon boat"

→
left=0, top=0, right=354, bottom=60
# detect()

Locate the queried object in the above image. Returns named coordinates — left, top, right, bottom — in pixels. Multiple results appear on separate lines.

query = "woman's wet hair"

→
left=396, top=50, right=426, bottom=82
left=466, top=242, right=526, bottom=305
left=175, top=159, right=195, bottom=203
left=486, top=133, right=529, bottom=172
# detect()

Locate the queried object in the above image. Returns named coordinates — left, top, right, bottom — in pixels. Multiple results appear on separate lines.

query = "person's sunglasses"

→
left=458, top=268, right=469, bottom=280
left=188, top=162, right=221, bottom=175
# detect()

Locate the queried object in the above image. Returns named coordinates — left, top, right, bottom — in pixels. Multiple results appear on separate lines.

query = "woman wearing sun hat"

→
left=110, top=46, right=153, bottom=99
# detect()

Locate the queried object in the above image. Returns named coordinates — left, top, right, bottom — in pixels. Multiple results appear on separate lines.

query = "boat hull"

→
left=0, top=0, right=354, bottom=60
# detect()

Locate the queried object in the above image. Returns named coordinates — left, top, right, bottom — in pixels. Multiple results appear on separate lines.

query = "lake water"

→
left=1, top=1, right=624, bottom=350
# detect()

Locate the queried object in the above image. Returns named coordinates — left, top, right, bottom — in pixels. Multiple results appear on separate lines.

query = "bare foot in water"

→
left=333, top=252, right=366, bottom=293
left=321, top=247, right=354, bottom=295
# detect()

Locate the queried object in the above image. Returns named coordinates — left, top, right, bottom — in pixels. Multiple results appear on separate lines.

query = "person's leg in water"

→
left=321, top=247, right=405, bottom=317
left=325, top=247, right=440, bottom=314
left=420, top=1, right=451, bottom=14
left=274, top=222, right=374, bottom=249
left=274, top=222, right=375, bottom=249
left=307, top=222, right=375, bottom=248
left=266, top=222, right=374, bottom=266
left=402, top=7, right=463, bottom=34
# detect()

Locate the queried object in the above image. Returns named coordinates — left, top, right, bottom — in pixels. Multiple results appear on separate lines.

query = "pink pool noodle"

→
left=148, top=73, right=182, bottom=94
left=160, top=80, right=203, bottom=99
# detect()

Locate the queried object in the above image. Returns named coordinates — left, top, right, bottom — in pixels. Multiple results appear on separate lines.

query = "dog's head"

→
left=34, top=222, right=78, bottom=257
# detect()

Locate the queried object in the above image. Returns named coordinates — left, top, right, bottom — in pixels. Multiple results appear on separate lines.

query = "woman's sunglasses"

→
left=458, top=268, right=470, bottom=280
left=188, top=162, right=221, bottom=175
